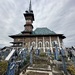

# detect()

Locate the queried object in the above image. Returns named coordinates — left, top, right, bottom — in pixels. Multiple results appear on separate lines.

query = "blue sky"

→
left=0, top=0, right=75, bottom=47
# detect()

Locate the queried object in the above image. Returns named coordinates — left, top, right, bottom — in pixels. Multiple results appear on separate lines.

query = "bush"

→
left=67, top=65, right=75, bottom=75
left=0, top=61, right=8, bottom=75
left=39, top=53, right=47, bottom=57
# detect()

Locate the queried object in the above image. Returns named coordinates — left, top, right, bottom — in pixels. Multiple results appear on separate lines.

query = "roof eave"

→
left=9, top=34, right=66, bottom=39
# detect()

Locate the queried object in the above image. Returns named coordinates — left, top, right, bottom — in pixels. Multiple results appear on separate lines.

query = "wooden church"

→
left=9, top=0, right=66, bottom=52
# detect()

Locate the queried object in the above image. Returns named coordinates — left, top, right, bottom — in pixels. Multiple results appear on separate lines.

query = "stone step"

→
left=27, top=66, right=52, bottom=71
left=26, top=70, right=53, bottom=75
left=52, top=68, right=64, bottom=75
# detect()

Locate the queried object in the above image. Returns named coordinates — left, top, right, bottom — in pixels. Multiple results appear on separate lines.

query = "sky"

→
left=0, top=0, right=75, bottom=48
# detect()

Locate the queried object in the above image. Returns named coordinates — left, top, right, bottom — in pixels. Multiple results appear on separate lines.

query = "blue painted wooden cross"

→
left=47, top=49, right=51, bottom=57
left=36, top=49, right=40, bottom=56
left=61, top=48, right=67, bottom=75
left=30, top=46, right=33, bottom=65
left=6, top=61, right=16, bottom=75
left=55, top=46, right=59, bottom=60
left=52, top=41, right=59, bottom=60
left=22, top=48, right=27, bottom=60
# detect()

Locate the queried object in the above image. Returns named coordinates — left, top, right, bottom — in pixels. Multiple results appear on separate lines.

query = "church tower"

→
left=22, top=0, right=35, bottom=34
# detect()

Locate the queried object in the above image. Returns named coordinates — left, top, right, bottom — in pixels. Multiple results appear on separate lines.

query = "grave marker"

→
left=47, top=49, right=51, bottom=57
left=30, top=46, right=33, bottom=65
left=36, top=49, right=40, bottom=56
left=61, top=48, right=67, bottom=75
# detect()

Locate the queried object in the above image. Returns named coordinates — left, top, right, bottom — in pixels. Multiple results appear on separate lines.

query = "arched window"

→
left=38, top=41, right=42, bottom=47
left=32, top=41, right=35, bottom=46
left=45, top=41, right=49, bottom=47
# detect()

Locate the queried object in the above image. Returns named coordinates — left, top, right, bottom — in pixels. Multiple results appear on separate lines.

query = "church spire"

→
left=29, top=0, right=32, bottom=12
left=22, top=0, right=35, bottom=34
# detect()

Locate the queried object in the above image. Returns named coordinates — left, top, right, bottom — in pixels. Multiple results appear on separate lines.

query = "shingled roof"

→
left=9, top=27, right=66, bottom=39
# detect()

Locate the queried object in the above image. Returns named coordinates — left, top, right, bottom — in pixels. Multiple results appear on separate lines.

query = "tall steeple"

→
left=22, top=0, right=35, bottom=34
left=29, top=0, right=32, bottom=12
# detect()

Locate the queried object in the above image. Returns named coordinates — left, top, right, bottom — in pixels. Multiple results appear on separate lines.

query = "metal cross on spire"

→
left=29, top=0, right=32, bottom=12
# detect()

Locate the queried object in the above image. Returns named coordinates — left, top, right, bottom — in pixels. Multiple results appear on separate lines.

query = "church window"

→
left=38, top=41, right=42, bottom=47
left=32, top=41, right=35, bottom=46
left=45, top=41, right=49, bottom=47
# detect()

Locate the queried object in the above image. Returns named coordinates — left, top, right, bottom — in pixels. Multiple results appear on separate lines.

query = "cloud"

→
left=0, top=0, right=75, bottom=47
